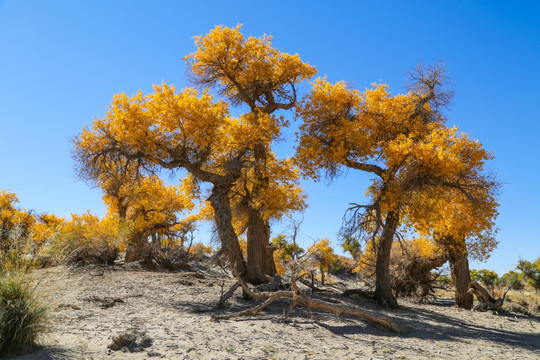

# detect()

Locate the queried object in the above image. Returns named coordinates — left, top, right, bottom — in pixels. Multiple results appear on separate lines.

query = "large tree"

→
left=74, top=25, right=314, bottom=283
left=296, top=64, right=498, bottom=307
left=75, top=84, right=250, bottom=276
left=404, top=137, right=499, bottom=309
left=184, top=25, right=315, bottom=282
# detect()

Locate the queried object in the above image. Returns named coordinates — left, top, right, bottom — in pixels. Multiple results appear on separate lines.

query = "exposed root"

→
left=215, top=281, right=240, bottom=309
left=342, top=288, right=376, bottom=301
left=212, top=265, right=404, bottom=334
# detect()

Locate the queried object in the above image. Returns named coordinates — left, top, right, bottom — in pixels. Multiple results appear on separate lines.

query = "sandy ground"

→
left=10, top=263, right=540, bottom=360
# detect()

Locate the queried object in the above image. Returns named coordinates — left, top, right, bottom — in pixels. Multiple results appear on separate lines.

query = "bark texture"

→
left=244, top=142, right=277, bottom=284
left=246, top=206, right=276, bottom=283
left=449, top=249, right=473, bottom=309
left=467, top=281, right=508, bottom=312
left=374, top=211, right=400, bottom=308
left=208, top=187, right=247, bottom=277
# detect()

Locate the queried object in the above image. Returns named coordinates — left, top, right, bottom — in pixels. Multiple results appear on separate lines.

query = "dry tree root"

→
left=215, top=281, right=240, bottom=309
left=212, top=267, right=404, bottom=334
left=342, top=288, right=376, bottom=301
left=467, top=282, right=508, bottom=312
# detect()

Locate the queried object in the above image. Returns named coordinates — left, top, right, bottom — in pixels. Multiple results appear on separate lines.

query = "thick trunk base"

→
left=374, top=211, right=399, bottom=309
left=208, top=187, right=247, bottom=277
left=246, top=207, right=276, bottom=284
left=449, top=251, right=473, bottom=309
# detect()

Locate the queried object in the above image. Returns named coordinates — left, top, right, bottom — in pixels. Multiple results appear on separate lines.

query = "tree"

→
left=74, top=25, right=315, bottom=283
left=470, top=269, right=499, bottom=288
left=296, top=63, right=470, bottom=308
left=518, top=256, right=540, bottom=292
left=297, top=63, right=499, bottom=308
left=406, top=166, right=499, bottom=309
left=499, top=270, right=524, bottom=290
left=229, top=156, right=307, bottom=281
left=104, top=175, right=196, bottom=263
left=307, top=238, right=338, bottom=285
left=271, top=234, right=305, bottom=275
left=341, top=235, right=362, bottom=261
left=74, top=84, right=249, bottom=274
left=185, top=25, right=315, bottom=283
left=74, top=126, right=199, bottom=263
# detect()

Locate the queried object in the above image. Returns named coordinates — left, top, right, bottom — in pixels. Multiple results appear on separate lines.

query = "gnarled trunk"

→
left=246, top=206, right=276, bottom=284
left=208, top=186, right=247, bottom=277
left=448, top=248, right=473, bottom=309
left=374, top=211, right=399, bottom=308
left=244, top=142, right=276, bottom=284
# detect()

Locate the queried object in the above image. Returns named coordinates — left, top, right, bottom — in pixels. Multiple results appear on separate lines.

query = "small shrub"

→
left=63, top=243, right=119, bottom=266
left=51, top=212, right=124, bottom=266
left=108, top=329, right=152, bottom=352
left=0, top=273, right=49, bottom=357
left=390, top=240, right=447, bottom=299
left=436, top=275, right=451, bottom=288
left=518, top=256, right=540, bottom=292
left=151, top=242, right=190, bottom=270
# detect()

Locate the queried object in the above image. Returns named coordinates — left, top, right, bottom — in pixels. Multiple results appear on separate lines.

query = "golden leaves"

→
left=185, top=24, right=316, bottom=107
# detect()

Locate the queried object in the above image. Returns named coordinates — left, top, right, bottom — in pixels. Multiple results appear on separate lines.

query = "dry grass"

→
left=504, top=289, right=540, bottom=316
left=0, top=272, right=50, bottom=357
left=436, top=287, right=540, bottom=316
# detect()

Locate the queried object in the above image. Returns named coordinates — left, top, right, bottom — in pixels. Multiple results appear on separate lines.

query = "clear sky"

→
left=1, top=0, right=538, bottom=275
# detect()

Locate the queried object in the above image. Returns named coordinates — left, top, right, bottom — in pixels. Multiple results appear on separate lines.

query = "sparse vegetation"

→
left=107, top=329, right=152, bottom=352
left=0, top=195, right=50, bottom=357
left=0, top=272, right=50, bottom=357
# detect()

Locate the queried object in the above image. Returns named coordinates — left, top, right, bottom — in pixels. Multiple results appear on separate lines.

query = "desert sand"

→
left=11, top=263, right=540, bottom=360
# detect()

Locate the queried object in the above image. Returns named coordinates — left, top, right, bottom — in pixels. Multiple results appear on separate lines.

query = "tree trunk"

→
left=125, top=234, right=148, bottom=263
left=448, top=248, right=473, bottom=309
left=246, top=206, right=276, bottom=284
left=208, top=186, right=247, bottom=277
left=320, top=264, right=325, bottom=285
left=374, top=211, right=399, bottom=308
left=244, top=142, right=276, bottom=284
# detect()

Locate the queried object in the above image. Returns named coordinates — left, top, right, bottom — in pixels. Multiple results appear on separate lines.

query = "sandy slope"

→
left=11, top=264, right=540, bottom=360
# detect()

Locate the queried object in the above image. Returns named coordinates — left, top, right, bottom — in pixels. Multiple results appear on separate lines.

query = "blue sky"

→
left=0, top=0, right=538, bottom=274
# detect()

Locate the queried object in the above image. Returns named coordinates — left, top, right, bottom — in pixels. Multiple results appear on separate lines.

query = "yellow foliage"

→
left=297, top=72, right=499, bottom=265
left=185, top=24, right=316, bottom=111
left=104, top=175, right=194, bottom=235
left=188, top=242, right=213, bottom=258
left=273, top=250, right=287, bottom=276
left=307, top=238, right=338, bottom=270
left=0, top=190, right=37, bottom=270
left=50, top=211, right=128, bottom=263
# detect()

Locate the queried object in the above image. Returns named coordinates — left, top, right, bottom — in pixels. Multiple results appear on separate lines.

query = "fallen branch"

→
left=342, top=288, right=376, bottom=301
left=297, top=277, right=324, bottom=292
left=212, top=266, right=403, bottom=334
left=467, top=282, right=508, bottom=312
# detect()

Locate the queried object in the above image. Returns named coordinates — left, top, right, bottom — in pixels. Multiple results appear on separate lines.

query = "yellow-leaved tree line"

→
left=1, top=25, right=499, bottom=310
